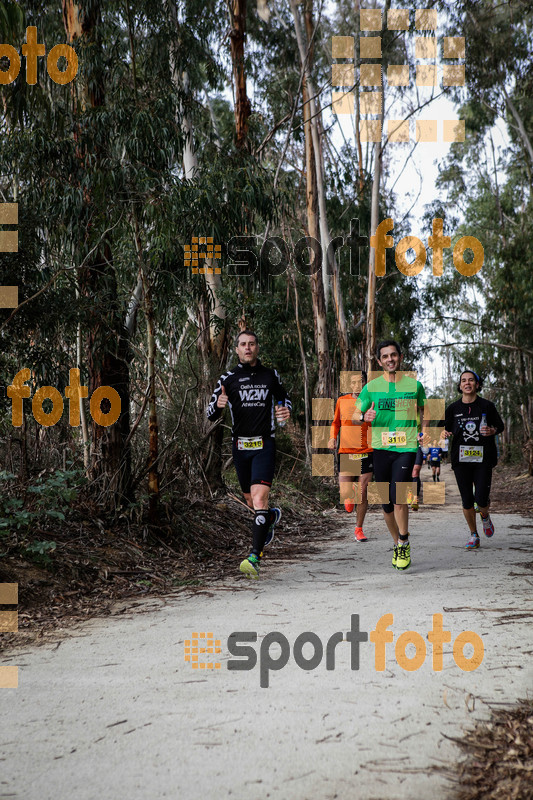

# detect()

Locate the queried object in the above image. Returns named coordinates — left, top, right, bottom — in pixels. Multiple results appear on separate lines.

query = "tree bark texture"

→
left=63, top=0, right=132, bottom=506
left=229, top=0, right=251, bottom=149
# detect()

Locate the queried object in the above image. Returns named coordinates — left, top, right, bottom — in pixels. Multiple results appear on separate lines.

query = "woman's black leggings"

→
left=452, top=462, right=493, bottom=509
left=372, top=449, right=417, bottom=513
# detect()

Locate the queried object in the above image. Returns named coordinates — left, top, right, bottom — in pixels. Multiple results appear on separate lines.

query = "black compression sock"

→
left=252, top=509, right=270, bottom=556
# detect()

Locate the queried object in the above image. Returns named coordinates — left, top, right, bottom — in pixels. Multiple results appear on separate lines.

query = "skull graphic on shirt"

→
left=464, top=421, right=478, bottom=442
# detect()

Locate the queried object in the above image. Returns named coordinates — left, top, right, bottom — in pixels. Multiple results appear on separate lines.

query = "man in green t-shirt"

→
left=355, top=340, right=427, bottom=571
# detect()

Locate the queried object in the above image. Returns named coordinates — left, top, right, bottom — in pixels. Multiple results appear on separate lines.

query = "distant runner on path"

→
left=356, top=340, right=427, bottom=571
left=328, top=371, right=373, bottom=542
left=429, top=441, right=442, bottom=482
left=444, top=370, right=504, bottom=550
left=207, top=329, right=291, bottom=578
left=440, top=435, right=449, bottom=464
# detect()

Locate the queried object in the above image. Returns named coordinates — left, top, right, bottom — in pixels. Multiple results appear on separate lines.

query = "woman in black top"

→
left=444, top=370, right=504, bottom=550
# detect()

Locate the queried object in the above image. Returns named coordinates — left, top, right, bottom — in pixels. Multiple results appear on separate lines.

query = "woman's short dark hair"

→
left=376, top=339, right=402, bottom=360
left=457, top=370, right=483, bottom=393
left=235, top=329, right=258, bottom=347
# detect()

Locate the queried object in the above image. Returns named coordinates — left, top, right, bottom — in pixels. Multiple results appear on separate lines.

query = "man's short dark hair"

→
left=235, top=329, right=258, bottom=347
left=376, top=340, right=402, bottom=360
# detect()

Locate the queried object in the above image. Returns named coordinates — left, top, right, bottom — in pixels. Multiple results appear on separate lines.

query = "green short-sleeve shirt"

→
left=356, top=374, right=426, bottom=452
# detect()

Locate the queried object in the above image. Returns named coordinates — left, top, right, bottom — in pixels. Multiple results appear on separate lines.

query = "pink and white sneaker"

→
left=481, top=514, right=495, bottom=537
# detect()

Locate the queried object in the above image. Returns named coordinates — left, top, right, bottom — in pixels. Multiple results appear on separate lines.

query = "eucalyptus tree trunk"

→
left=291, top=0, right=350, bottom=374
left=365, top=82, right=384, bottom=376
left=63, top=0, right=132, bottom=506
left=365, top=0, right=391, bottom=375
left=132, top=216, right=160, bottom=522
left=304, top=4, right=350, bottom=371
left=167, top=0, right=226, bottom=356
left=167, top=0, right=227, bottom=492
left=366, top=146, right=380, bottom=375
left=229, top=0, right=251, bottom=149
left=291, top=0, right=330, bottom=395
left=303, top=75, right=331, bottom=397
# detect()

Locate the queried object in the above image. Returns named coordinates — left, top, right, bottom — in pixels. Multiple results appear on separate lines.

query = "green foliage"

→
left=0, top=470, right=85, bottom=535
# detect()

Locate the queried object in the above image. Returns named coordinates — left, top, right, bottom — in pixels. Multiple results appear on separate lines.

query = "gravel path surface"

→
left=2, top=464, right=532, bottom=800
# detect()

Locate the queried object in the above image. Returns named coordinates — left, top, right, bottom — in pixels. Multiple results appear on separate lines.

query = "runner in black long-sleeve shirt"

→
left=444, top=370, right=504, bottom=550
left=207, top=329, right=291, bottom=578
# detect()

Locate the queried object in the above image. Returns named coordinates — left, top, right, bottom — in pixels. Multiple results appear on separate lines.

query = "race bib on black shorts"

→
left=237, top=436, right=263, bottom=451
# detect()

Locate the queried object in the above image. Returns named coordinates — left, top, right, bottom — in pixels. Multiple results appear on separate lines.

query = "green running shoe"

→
left=392, top=545, right=398, bottom=569
left=240, top=553, right=261, bottom=579
left=396, top=541, right=411, bottom=570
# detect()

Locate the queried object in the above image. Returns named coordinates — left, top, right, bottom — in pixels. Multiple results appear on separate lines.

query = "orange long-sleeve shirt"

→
left=329, top=394, right=372, bottom=454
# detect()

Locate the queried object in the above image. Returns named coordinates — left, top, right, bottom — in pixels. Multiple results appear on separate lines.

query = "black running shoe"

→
left=264, top=507, right=281, bottom=548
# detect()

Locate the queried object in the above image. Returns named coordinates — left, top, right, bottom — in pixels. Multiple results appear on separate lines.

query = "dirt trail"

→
left=2, top=464, right=532, bottom=800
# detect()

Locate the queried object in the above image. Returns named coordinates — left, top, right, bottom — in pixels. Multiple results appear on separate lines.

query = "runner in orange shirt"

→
left=328, top=372, right=373, bottom=542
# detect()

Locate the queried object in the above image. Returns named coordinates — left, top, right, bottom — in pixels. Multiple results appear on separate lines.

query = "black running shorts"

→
left=232, top=437, right=276, bottom=494
left=372, top=449, right=417, bottom=512
left=337, top=452, right=373, bottom=478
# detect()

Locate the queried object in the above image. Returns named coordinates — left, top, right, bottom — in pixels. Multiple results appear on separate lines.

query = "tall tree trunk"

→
left=76, top=288, right=90, bottom=474
left=303, top=76, right=331, bottom=397
left=292, top=0, right=331, bottom=395
left=365, top=92, right=383, bottom=376
left=290, top=268, right=311, bottom=462
left=354, top=1, right=365, bottom=196
left=365, top=0, right=390, bottom=376
left=167, top=0, right=227, bottom=493
left=132, top=216, right=160, bottom=522
left=63, top=0, right=131, bottom=506
left=293, top=0, right=350, bottom=371
left=229, top=0, right=251, bottom=149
